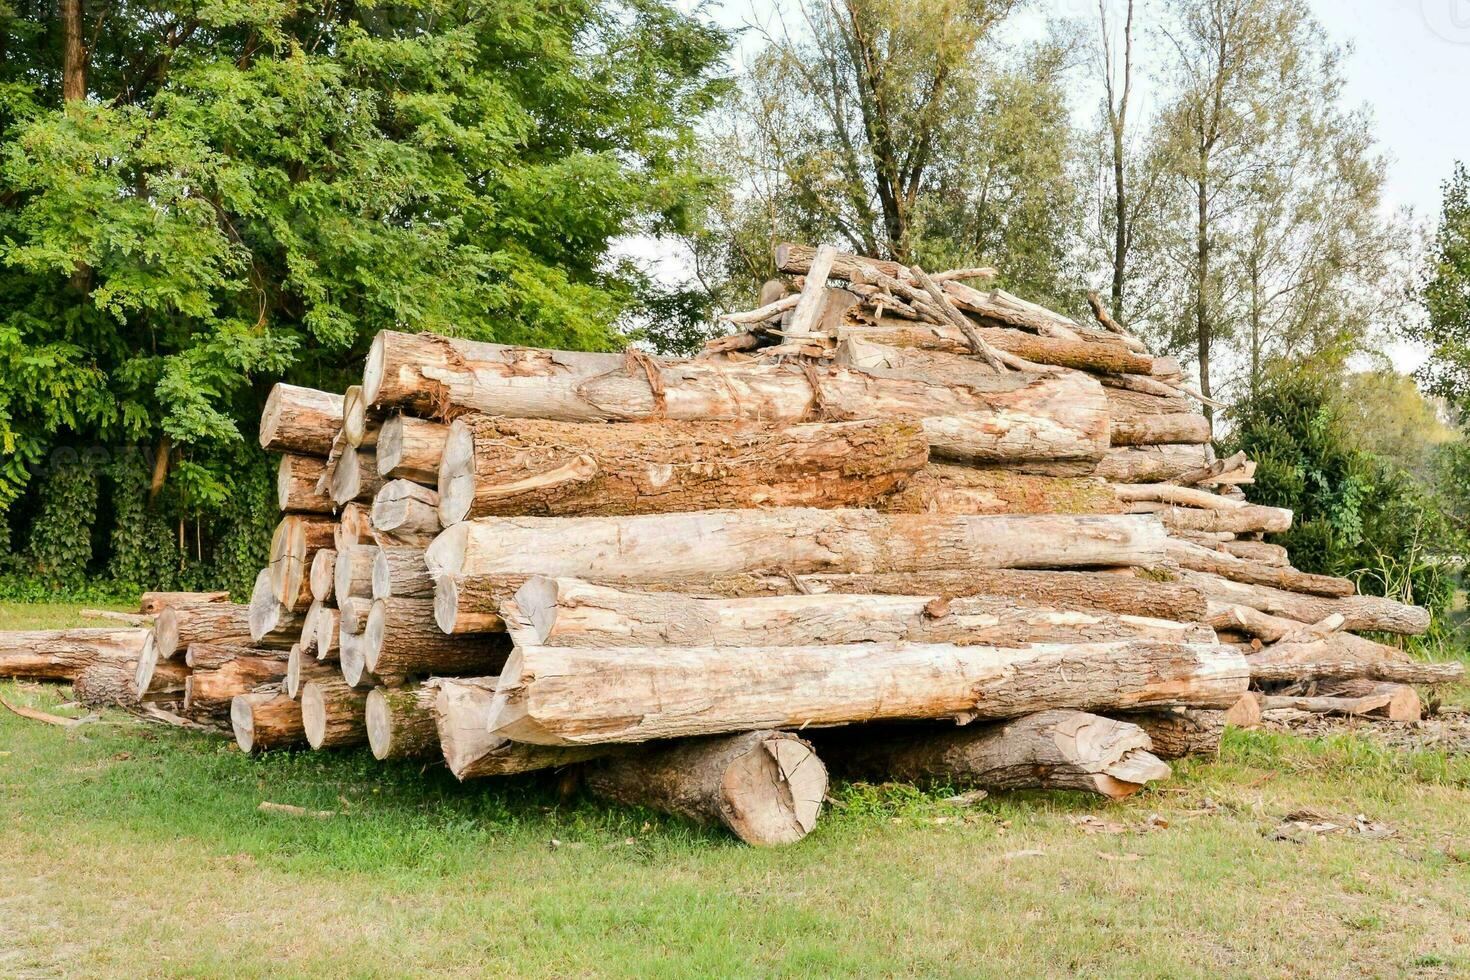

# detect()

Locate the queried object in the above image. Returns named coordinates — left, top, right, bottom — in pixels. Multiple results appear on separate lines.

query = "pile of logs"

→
left=2, top=242, right=1461, bottom=847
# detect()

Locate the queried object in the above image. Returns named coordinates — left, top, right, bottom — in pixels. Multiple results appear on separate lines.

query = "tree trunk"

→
left=184, top=641, right=289, bottom=670
left=331, top=450, right=384, bottom=506
left=878, top=465, right=1119, bottom=516
left=510, top=577, right=1215, bottom=649
left=822, top=710, right=1169, bottom=799
left=488, top=638, right=1249, bottom=746
left=184, top=655, right=289, bottom=718
left=1219, top=540, right=1290, bottom=565
left=1167, top=540, right=1354, bottom=597
left=433, top=677, right=608, bottom=779
left=436, top=415, right=927, bottom=524
left=361, top=331, right=1110, bottom=464
left=258, top=384, right=343, bottom=456
left=1126, top=502, right=1292, bottom=534
left=139, top=591, right=228, bottom=615
left=301, top=678, right=369, bottom=749
left=371, top=480, right=441, bottom=541
left=425, top=510, right=1168, bottom=583
left=376, top=414, right=448, bottom=484
left=364, top=598, right=510, bottom=677
left=0, top=627, right=148, bottom=681
left=334, top=544, right=379, bottom=602
left=269, top=514, right=336, bottom=611
left=335, top=502, right=371, bottom=552
left=837, top=321, right=1154, bottom=374
left=1091, top=444, right=1212, bottom=483
left=434, top=567, right=1208, bottom=636
left=1307, top=680, right=1422, bottom=722
left=1122, top=708, right=1224, bottom=759
left=277, top=455, right=333, bottom=514
left=309, top=549, right=336, bottom=603
left=285, top=643, right=340, bottom=699
left=74, top=659, right=186, bottom=707
left=372, top=547, right=432, bottom=600
left=583, top=730, right=827, bottom=845
left=342, top=385, right=381, bottom=449
left=249, top=567, right=307, bottom=645
left=365, top=685, right=440, bottom=761
left=1109, top=415, right=1211, bottom=447
left=231, top=687, right=306, bottom=752
left=155, top=602, right=257, bottom=659
left=1181, top=571, right=1430, bottom=634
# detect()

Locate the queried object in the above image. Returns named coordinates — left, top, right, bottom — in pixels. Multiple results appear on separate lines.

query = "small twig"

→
left=0, top=694, right=95, bottom=728
left=1086, top=291, right=1129, bottom=335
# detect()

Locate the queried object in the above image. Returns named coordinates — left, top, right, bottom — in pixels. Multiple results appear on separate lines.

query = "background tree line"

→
left=2, top=0, right=1469, bottom=647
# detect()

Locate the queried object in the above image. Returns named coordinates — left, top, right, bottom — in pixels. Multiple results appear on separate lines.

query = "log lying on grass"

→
left=486, top=638, right=1250, bottom=746
left=1122, top=708, right=1225, bottom=760
left=583, top=730, right=827, bottom=846
left=184, top=652, right=289, bottom=718
left=366, top=685, right=439, bottom=761
left=435, top=415, right=927, bottom=524
left=301, top=678, right=369, bottom=749
left=434, top=567, right=1210, bottom=636
left=511, top=577, right=1216, bottom=649
left=1260, top=683, right=1422, bottom=723
left=363, top=332, right=1111, bottom=464
left=139, top=591, right=228, bottom=615
left=433, top=677, right=608, bottom=779
left=1183, top=571, right=1430, bottom=635
left=424, top=510, right=1169, bottom=583
left=0, top=627, right=148, bottom=682
left=259, top=384, right=343, bottom=456
left=155, top=602, right=257, bottom=659
left=372, top=480, right=441, bottom=543
left=376, top=414, right=449, bottom=484
left=76, top=658, right=187, bottom=706
left=231, top=687, right=306, bottom=752
left=823, top=711, right=1170, bottom=799
left=277, top=454, right=333, bottom=514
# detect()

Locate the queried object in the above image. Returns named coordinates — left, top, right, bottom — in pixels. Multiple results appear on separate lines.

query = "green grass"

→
left=3, top=603, right=1470, bottom=977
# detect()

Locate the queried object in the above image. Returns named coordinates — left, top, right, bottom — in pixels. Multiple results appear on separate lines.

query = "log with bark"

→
left=1259, top=684, right=1422, bottom=723
left=331, top=449, right=384, bottom=506
left=269, top=514, right=336, bottom=611
left=76, top=658, right=188, bottom=707
left=435, top=415, right=928, bottom=524
left=1166, top=540, right=1354, bottom=597
left=1302, top=679, right=1423, bottom=722
left=425, top=510, right=1169, bottom=584
left=231, top=687, right=306, bottom=752
left=1090, top=444, right=1212, bottom=483
left=259, top=384, right=343, bottom=456
left=249, top=567, right=307, bottom=645
left=877, top=465, right=1119, bottom=516
left=486, top=638, right=1249, bottom=746
left=511, top=577, right=1215, bottom=649
left=301, top=678, right=370, bottom=749
left=837, top=319, right=1155, bottom=375
left=365, top=685, right=440, bottom=761
left=0, top=627, right=148, bottom=682
left=183, top=652, right=289, bottom=718
left=334, top=544, right=379, bottom=602
left=139, top=591, right=228, bottom=615
left=286, top=643, right=341, bottom=699
left=372, top=480, right=441, bottom=543
left=376, top=414, right=449, bottom=484
left=372, top=547, right=433, bottom=600
left=342, top=385, right=381, bottom=449
left=1182, top=571, right=1430, bottom=635
left=1121, top=708, right=1225, bottom=759
left=364, top=598, right=510, bottom=677
left=1126, top=501, right=1292, bottom=534
left=277, top=454, right=333, bottom=514
left=155, top=602, right=258, bottom=659
left=433, top=677, right=608, bottom=779
left=362, top=331, right=1111, bottom=464
left=821, top=711, right=1170, bottom=799
left=434, top=567, right=1209, bottom=636
left=314, top=605, right=341, bottom=662
left=337, top=627, right=391, bottom=689
left=583, top=730, right=827, bottom=845
left=335, top=502, right=371, bottom=552
left=309, top=548, right=337, bottom=603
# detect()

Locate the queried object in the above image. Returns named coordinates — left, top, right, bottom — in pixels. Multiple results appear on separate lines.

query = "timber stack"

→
left=1, top=242, right=1459, bottom=847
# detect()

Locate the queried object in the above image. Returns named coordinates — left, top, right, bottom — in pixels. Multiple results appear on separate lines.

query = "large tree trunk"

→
left=583, top=730, right=827, bottom=846
left=139, top=591, right=228, bottom=615
left=331, top=449, right=384, bottom=506
left=231, top=687, right=306, bottom=752
left=363, top=597, right=510, bottom=676
left=61, top=0, right=87, bottom=102
left=436, top=415, right=927, bottom=524
left=184, top=654, right=289, bottom=719
left=269, top=515, right=336, bottom=611
left=878, top=465, right=1119, bottom=516
left=76, top=658, right=187, bottom=706
left=434, top=567, right=1209, bottom=636
left=376, top=414, right=449, bottom=484
left=488, top=638, right=1249, bottom=746
left=510, top=577, right=1215, bottom=649
left=432, top=677, right=608, bottom=779
left=277, top=455, right=333, bottom=514
left=301, top=678, right=369, bottom=749
left=1121, top=708, right=1224, bottom=759
left=365, top=685, right=439, bottom=761
left=1109, top=415, right=1211, bottom=447
left=1126, top=502, right=1292, bottom=534
left=1167, top=540, right=1353, bottom=597
left=334, top=544, right=379, bottom=602
left=155, top=602, right=257, bottom=659
left=1182, top=571, right=1430, bottom=634
left=425, top=510, right=1168, bottom=583
left=0, top=627, right=148, bottom=681
left=1091, top=444, right=1212, bottom=483
left=821, top=710, right=1169, bottom=799
left=372, top=547, right=432, bottom=600
left=837, top=320, right=1155, bottom=374
left=372, top=480, right=441, bottom=543
left=362, top=332, right=1110, bottom=464
left=259, top=384, right=343, bottom=456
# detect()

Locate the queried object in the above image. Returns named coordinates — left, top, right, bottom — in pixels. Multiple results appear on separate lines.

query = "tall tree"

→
left=1412, top=163, right=1470, bottom=414
left=1096, top=0, right=1136, bottom=318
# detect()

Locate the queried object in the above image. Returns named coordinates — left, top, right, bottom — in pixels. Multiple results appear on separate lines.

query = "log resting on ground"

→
left=433, top=677, right=608, bottom=779
left=301, top=678, right=369, bottom=749
left=0, top=627, right=148, bottom=682
left=1121, top=708, right=1225, bottom=759
left=231, top=688, right=305, bottom=752
left=366, top=685, right=440, bottom=761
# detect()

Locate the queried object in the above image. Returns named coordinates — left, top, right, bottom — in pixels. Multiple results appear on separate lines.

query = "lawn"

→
left=3, top=603, right=1469, bottom=978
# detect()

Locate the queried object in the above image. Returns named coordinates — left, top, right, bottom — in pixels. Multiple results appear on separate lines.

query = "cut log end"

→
left=437, top=418, right=476, bottom=526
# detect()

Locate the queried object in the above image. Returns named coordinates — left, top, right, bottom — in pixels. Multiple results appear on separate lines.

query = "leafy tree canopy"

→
left=1412, top=162, right=1470, bottom=414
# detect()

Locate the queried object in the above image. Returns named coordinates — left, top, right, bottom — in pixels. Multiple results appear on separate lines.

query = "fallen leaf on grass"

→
left=1268, top=809, right=1395, bottom=843
left=258, top=801, right=335, bottom=819
left=1068, top=815, right=1128, bottom=835
left=941, top=789, right=989, bottom=807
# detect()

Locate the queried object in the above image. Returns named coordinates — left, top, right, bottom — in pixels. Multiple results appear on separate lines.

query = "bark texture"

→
left=259, top=384, right=343, bottom=456
left=432, top=677, right=608, bottom=779
left=301, top=678, right=370, bottom=749
left=231, top=688, right=306, bottom=752
left=365, top=685, right=440, bottom=761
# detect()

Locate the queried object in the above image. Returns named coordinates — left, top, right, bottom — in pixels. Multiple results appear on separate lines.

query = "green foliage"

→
left=0, top=0, right=730, bottom=591
left=1223, top=368, right=1463, bottom=646
left=22, top=454, right=100, bottom=592
left=1412, top=162, right=1470, bottom=414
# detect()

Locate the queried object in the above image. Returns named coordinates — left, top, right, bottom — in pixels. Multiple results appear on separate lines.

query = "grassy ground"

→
left=3, top=604, right=1469, bottom=978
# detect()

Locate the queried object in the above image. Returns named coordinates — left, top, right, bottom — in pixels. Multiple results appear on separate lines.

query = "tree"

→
left=1411, top=163, right=1470, bottom=414
left=0, top=0, right=730, bottom=591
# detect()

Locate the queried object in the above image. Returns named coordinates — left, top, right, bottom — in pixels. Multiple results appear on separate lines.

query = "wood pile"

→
left=2, top=242, right=1460, bottom=846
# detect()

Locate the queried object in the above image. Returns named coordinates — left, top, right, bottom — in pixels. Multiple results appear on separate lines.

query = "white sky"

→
left=658, top=0, right=1470, bottom=372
